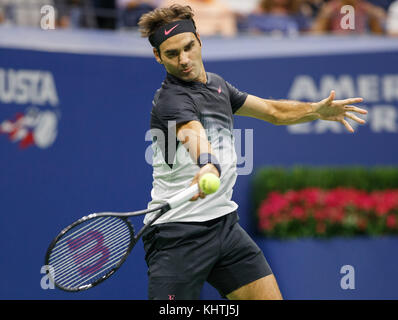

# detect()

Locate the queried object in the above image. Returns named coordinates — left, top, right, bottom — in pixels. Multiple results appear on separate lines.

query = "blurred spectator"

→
left=0, top=0, right=54, bottom=27
left=367, top=0, right=394, bottom=11
left=160, top=0, right=237, bottom=36
left=93, top=0, right=117, bottom=29
left=386, top=0, right=398, bottom=35
left=117, top=0, right=158, bottom=28
left=311, top=0, right=386, bottom=34
left=242, top=0, right=312, bottom=36
left=300, top=0, right=325, bottom=19
left=0, top=2, right=5, bottom=24
left=223, top=0, right=258, bottom=14
left=54, top=0, right=86, bottom=29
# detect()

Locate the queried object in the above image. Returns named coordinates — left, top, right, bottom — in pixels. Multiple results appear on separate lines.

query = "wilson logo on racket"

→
left=66, top=230, right=110, bottom=276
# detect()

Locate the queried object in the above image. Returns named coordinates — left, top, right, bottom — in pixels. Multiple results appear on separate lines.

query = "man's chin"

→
left=169, top=69, right=198, bottom=82
left=180, top=71, right=199, bottom=82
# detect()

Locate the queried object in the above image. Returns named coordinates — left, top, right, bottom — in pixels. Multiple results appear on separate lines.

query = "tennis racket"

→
left=44, top=183, right=200, bottom=292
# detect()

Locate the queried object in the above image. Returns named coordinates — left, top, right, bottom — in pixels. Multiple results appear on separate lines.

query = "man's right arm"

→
left=176, top=120, right=220, bottom=200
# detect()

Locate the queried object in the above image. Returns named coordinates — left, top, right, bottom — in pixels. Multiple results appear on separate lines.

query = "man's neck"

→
left=196, top=68, right=207, bottom=84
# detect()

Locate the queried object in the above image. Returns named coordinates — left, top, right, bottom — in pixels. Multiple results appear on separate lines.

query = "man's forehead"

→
left=159, top=33, right=196, bottom=52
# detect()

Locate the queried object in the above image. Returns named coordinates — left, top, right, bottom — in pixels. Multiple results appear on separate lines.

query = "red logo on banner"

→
left=0, top=108, right=58, bottom=149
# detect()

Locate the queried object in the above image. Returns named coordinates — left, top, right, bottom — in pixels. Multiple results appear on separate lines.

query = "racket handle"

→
left=167, top=184, right=199, bottom=209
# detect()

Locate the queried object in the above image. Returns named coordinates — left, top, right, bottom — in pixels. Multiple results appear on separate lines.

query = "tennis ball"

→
left=199, top=173, right=220, bottom=195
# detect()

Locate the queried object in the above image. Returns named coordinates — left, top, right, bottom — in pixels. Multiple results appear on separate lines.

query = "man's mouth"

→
left=182, top=67, right=193, bottom=74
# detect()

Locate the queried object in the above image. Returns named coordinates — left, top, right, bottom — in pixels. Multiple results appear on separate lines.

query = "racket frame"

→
left=44, top=203, right=169, bottom=292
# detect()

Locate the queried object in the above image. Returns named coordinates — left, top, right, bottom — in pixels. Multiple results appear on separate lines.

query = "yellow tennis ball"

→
left=199, top=173, right=220, bottom=195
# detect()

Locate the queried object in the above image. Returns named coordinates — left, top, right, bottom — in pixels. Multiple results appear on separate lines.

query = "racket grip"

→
left=167, top=184, right=199, bottom=209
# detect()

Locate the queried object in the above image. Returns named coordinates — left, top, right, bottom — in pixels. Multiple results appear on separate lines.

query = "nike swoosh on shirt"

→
left=164, top=24, right=179, bottom=36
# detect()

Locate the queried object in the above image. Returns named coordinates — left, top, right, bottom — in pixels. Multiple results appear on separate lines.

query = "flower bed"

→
left=253, top=167, right=398, bottom=238
left=258, top=188, right=398, bottom=238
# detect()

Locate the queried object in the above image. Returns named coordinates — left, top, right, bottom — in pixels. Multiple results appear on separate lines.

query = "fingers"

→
left=341, top=111, right=367, bottom=133
left=190, top=185, right=206, bottom=201
left=341, top=119, right=354, bottom=133
left=317, top=90, right=335, bottom=107
left=326, top=90, right=335, bottom=103
left=344, top=105, right=368, bottom=115
left=190, top=192, right=205, bottom=201
left=345, top=112, right=366, bottom=125
left=336, top=97, right=364, bottom=105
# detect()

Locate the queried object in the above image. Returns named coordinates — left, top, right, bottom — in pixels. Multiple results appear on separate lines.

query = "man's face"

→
left=154, top=32, right=203, bottom=82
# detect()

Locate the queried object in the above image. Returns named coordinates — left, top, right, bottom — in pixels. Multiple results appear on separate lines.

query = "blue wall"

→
left=1, top=35, right=397, bottom=299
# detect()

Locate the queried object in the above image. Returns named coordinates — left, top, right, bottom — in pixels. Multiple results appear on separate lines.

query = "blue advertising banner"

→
left=0, top=29, right=397, bottom=299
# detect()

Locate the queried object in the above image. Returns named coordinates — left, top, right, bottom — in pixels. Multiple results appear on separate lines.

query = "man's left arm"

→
left=235, top=90, right=367, bottom=132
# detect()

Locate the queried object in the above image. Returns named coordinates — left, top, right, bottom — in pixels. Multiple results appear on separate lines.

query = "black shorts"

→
left=142, top=211, right=273, bottom=300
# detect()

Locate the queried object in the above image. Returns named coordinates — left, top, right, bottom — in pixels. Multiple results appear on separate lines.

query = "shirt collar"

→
left=165, top=72, right=209, bottom=88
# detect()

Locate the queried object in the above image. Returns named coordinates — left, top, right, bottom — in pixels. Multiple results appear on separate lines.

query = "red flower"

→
left=386, top=215, right=397, bottom=229
left=324, top=188, right=348, bottom=208
left=258, top=192, right=288, bottom=219
left=373, top=190, right=398, bottom=216
left=375, top=203, right=391, bottom=216
left=258, top=201, right=273, bottom=218
left=291, top=206, right=306, bottom=220
left=314, top=209, right=327, bottom=221
left=259, top=218, right=273, bottom=231
left=284, top=190, right=300, bottom=204
left=329, top=207, right=345, bottom=223
left=300, top=188, right=321, bottom=208
left=354, top=191, right=375, bottom=211
left=269, top=192, right=289, bottom=211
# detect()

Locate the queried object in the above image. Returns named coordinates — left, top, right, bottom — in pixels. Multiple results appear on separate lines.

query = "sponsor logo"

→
left=164, top=24, right=179, bottom=36
left=0, top=68, right=59, bottom=106
left=0, top=108, right=58, bottom=149
left=0, top=68, right=60, bottom=149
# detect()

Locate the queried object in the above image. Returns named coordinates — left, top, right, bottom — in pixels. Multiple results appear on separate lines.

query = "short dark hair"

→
left=138, top=4, right=197, bottom=38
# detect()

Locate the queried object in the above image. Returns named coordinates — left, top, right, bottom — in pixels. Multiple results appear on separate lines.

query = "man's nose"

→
left=179, top=51, right=190, bottom=66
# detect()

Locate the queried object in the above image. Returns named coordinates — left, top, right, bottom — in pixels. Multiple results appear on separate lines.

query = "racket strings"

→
left=52, top=223, right=130, bottom=288
left=50, top=217, right=121, bottom=263
left=48, top=216, right=132, bottom=290
left=53, top=226, right=129, bottom=284
left=54, top=227, right=130, bottom=286
left=63, top=245, right=129, bottom=288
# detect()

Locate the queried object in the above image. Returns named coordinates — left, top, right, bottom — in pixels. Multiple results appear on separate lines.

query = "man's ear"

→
left=153, top=48, right=163, bottom=64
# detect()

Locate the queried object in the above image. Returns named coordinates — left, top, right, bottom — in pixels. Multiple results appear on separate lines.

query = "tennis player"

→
left=138, top=4, right=367, bottom=300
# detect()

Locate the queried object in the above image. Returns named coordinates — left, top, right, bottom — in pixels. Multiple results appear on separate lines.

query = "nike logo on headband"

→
left=165, top=24, right=179, bottom=36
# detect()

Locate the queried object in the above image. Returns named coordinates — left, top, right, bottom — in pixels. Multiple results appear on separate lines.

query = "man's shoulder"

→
left=154, top=83, right=194, bottom=107
left=207, top=72, right=226, bottom=83
left=152, top=85, right=197, bottom=119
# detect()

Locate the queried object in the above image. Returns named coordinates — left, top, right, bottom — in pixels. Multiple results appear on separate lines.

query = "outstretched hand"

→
left=312, top=90, right=367, bottom=133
